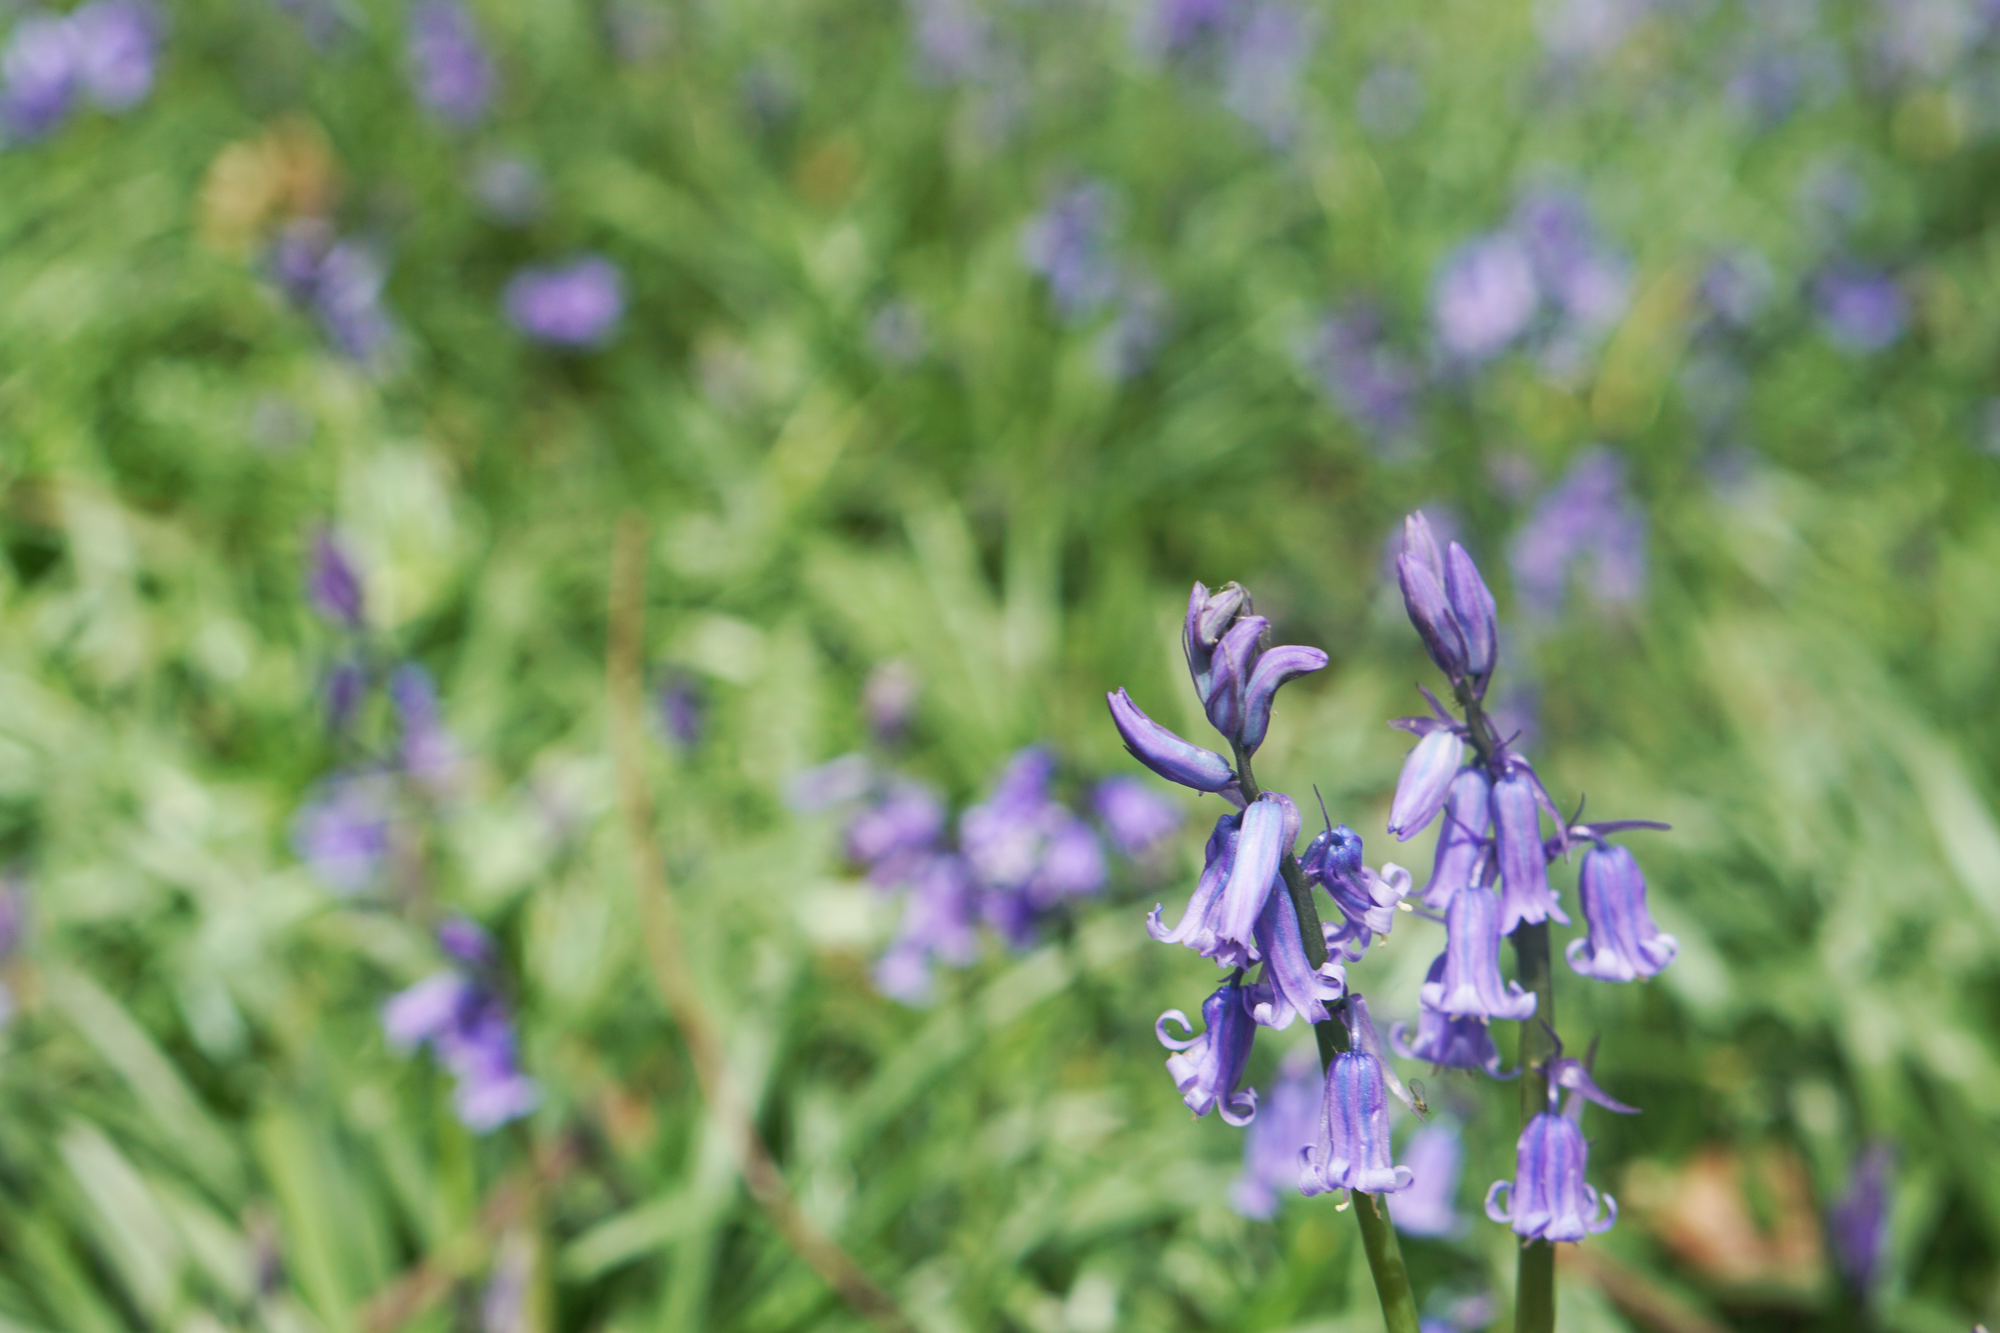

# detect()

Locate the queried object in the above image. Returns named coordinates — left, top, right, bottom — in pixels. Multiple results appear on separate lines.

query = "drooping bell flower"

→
left=1566, top=841, right=1677, bottom=981
left=1245, top=879, right=1345, bottom=1028
left=1388, top=726, right=1464, bottom=840
left=383, top=929, right=538, bottom=1134
left=1492, top=758, right=1568, bottom=935
left=1422, top=766, right=1491, bottom=911
left=1394, top=1119, right=1468, bottom=1238
left=293, top=773, right=394, bottom=894
left=1156, top=979, right=1259, bottom=1125
left=1484, top=1109, right=1615, bottom=1242
left=1210, top=793, right=1293, bottom=967
left=1232, top=1046, right=1321, bottom=1219
left=1300, top=823, right=1409, bottom=960
left=408, top=0, right=495, bottom=128
left=1300, top=1047, right=1413, bottom=1199
left=1106, top=689, right=1238, bottom=793
left=1390, top=957, right=1517, bottom=1077
left=1424, top=884, right=1536, bottom=1020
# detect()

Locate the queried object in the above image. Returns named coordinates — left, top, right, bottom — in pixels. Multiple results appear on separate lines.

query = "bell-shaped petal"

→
left=1444, top=542, right=1498, bottom=681
left=1238, top=644, right=1329, bottom=753
left=1213, top=794, right=1291, bottom=966
left=1106, top=689, right=1238, bottom=792
left=1184, top=581, right=1254, bottom=699
left=1484, top=1111, right=1616, bottom=1242
left=1300, top=1050, right=1415, bottom=1199
left=1424, top=885, right=1537, bottom=1020
left=1247, top=881, right=1346, bottom=1028
left=1157, top=981, right=1260, bottom=1125
left=1566, top=842, right=1677, bottom=981
left=1203, top=615, right=1268, bottom=742
left=1423, top=766, right=1492, bottom=910
left=1397, top=551, right=1467, bottom=682
left=1146, top=813, right=1239, bottom=950
left=1391, top=958, right=1517, bottom=1078
left=1493, top=762, right=1569, bottom=934
left=1388, top=728, right=1464, bottom=840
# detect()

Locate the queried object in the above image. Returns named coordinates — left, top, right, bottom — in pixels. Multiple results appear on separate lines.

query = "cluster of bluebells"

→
left=799, top=700, right=1180, bottom=1002
left=382, top=919, right=539, bottom=1131
left=1, top=0, right=158, bottom=142
left=1387, top=510, right=1670, bottom=1240
left=1506, top=447, right=1648, bottom=621
left=1019, top=181, right=1170, bottom=381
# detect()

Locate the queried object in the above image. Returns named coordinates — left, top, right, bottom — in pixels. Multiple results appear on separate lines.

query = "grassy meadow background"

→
left=3, top=0, right=2000, bottom=1328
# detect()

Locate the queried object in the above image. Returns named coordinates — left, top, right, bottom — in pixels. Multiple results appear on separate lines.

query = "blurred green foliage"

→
left=3, top=0, right=2000, bottom=1329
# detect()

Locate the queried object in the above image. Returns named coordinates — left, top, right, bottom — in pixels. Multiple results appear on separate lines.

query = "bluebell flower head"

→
left=382, top=970, right=538, bottom=1131
left=307, top=529, right=365, bottom=630
left=845, top=780, right=946, bottom=878
left=1302, top=823, right=1409, bottom=959
left=1092, top=775, right=1181, bottom=858
left=409, top=0, right=496, bottom=127
left=1301, top=1048, right=1414, bottom=1199
left=69, top=0, right=158, bottom=111
left=1485, top=1110, right=1615, bottom=1241
left=1156, top=979, right=1259, bottom=1125
left=1106, top=688, right=1238, bottom=793
left=1829, top=1141, right=1895, bottom=1296
left=1388, top=727, right=1464, bottom=841
left=874, top=852, right=980, bottom=1002
left=1232, top=1046, right=1320, bottom=1218
left=268, top=221, right=397, bottom=362
left=1509, top=448, right=1647, bottom=619
left=1424, top=884, right=1537, bottom=1020
left=1020, top=182, right=1121, bottom=321
left=293, top=773, right=394, bottom=894
left=1, top=13, right=78, bottom=139
left=1492, top=759, right=1569, bottom=935
left=1182, top=581, right=1254, bottom=700
left=1510, top=188, right=1629, bottom=334
left=961, top=748, right=1106, bottom=923
left=505, top=256, right=625, bottom=348
left=1423, top=766, right=1491, bottom=911
left=391, top=664, right=461, bottom=795
left=1395, top=1119, right=1468, bottom=1238
left=437, top=917, right=494, bottom=966
left=1392, top=957, right=1518, bottom=1078
left=1814, top=264, right=1905, bottom=354
left=1433, top=235, right=1538, bottom=361
left=1567, top=840, right=1676, bottom=981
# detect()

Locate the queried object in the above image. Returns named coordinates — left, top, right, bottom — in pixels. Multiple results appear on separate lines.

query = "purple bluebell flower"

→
left=1305, top=304, right=1419, bottom=443
left=1433, top=235, right=1538, bottom=361
left=307, top=529, right=365, bottom=630
left=1566, top=840, right=1676, bottom=981
left=1092, top=775, right=1181, bottom=858
left=409, top=0, right=495, bottom=128
left=1829, top=1141, right=1895, bottom=1295
left=1301, top=822, right=1409, bottom=960
left=69, top=0, right=158, bottom=111
left=1397, top=512, right=1469, bottom=682
left=874, top=852, right=980, bottom=1003
left=438, top=917, right=495, bottom=966
left=1814, top=264, right=1905, bottom=354
left=384, top=966, right=538, bottom=1132
left=268, top=221, right=397, bottom=362
left=1388, top=728, right=1464, bottom=841
left=1422, top=766, right=1491, bottom=911
left=1148, top=811, right=1241, bottom=950
left=1492, top=760, right=1568, bottom=935
left=845, top=780, right=947, bottom=878
left=1511, top=189, right=1629, bottom=335
left=1395, top=1119, right=1468, bottom=1238
left=293, top=774, right=394, bottom=893
left=862, top=659, right=920, bottom=745
left=505, top=257, right=625, bottom=349
left=1238, top=643, right=1327, bottom=754
left=1221, top=3, right=1314, bottom=144
left=1, top=13, right=77, bottom=139
left=1301, top=1048, right=1414, bottom=1199
left=1021, top=182, right=1121, bottom=322
left=1232, top=1047, right=1321, bottom=1218
left=1391, top=957, right=1516, bottom=1078
left=1509, top=448, right=1647, bottom=619
left=1485, top=1109, right=1615, bottom=1241
left=657, top=670, right=704, bottom=751
left=1156, top=979, right=1259, bottom=1125
left=1424, top=884, right=1536, bottom=1020
left=391, top=664, right=460, bottom=796
left=961, top=748, right=1106, bottom=941
left=1247, top=876, right=1346, bottom=1028
left=1204, top=792, right=1292, bottom=968
left=1105, top=689, right=1238, bottom=793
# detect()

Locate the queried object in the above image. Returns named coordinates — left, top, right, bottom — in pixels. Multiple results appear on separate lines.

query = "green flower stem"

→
left=1512, top=919, right=1559, bottom=1333
left=1233, top=744, right=1421, bottom=1333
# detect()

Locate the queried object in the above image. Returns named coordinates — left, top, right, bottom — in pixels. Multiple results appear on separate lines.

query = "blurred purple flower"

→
left=1232, top=1046, right=1320, bottom=1218
left=1, top=13, right=78, bottom=139
left=268, top=220, right=397, bottom=362
left=1509, top=447, right=1647, bottom=618
left=326, top=657, right=367, bottom=733
left=873, top=852, right=980, bottom=1003
left=1092, top=775, right=1181, bottom=858
left=1813, top=265, right=1905, bottom=354
left=908, top=0, right=991, bottom=82
left=863, top=659, right=921, bottom=745
left=1512, top=190, right=1629, bottom=334
left=1221, top=3, right=1314, bottom=145
left=1395, top=1119, right=1468, bottom=1237
left=438, top=917, right=494, bottom=967
left=1728, top=48, right=1800, bottom=126
left=409, top=0, right=495, bottom=128
left=787, top=753, right=874, bottom=812
left=657, top=670, right=704, bottom=751
left=70, top=0, right=158, bottom=111
left=307, top=529, right=365, bottom=629
left=963, top=749, right=1107, bottom=941
left=505, top=256, right=625, bottom=348
left=1433, top=236, right=1538, bottom=361
left=294, top=774, right=394, bottom=893
left=1829, top=1141, right=1895, bottom=1295
left=391, top=664, right=461, bottom=795
left=0, top=873, right=28, bottom=960
left=1306, top=304, right=1419, bottom=441
left=1536, top=0, right=1650, bottom=65
left=846, top=780, right=947, bottom=880
left=384, top=970, right=537, bottom=1131
left=1021, top=183, right=1121, bottom=322
left=1153, top=0, right=1240, bottom=52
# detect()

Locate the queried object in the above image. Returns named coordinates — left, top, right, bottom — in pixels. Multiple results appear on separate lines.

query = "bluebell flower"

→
left=1433, top=235, right=1538, bottom=362
left=873, top=852, right=980, bottom=1003
left=267, top=220, right=397, bottom=362
left=1391, top=957, right=1516, bottom=1077
left=1021, top=182, right=1121, bottom=321
left=1207, top=792, right=1292, bottom=967
left=409, top=0, right=496, bottom=128
left=845, top=780, right=947, bottom=881
left=293, top=773, right=394, bottom=894
left=505, top=256, right=625, bottom=348
left=1238, top=643, right=1327, bottom=754
left=1246, top=875, right=1346, bottom=1028
left=961, top=748, right=1106, bottom=933
left=1299, top=822, right=1409, bottom=960
left=1814, top=264, right=1905, bottom=354
left=1304, top=304, right=1419, bottom=442
left=69, top=0, right=158, bottom=111
left=437, top=916, right=495, bottom=965
left=1, top=13, right=78, bottom=139
left=1220, top=3, right=1314, bottom=145
left=1388, top=727, right=1464, bottom=841
left=1232, top=1047, right=1320, bottom=1218
left=1421, top=766, right=1491, bottom=911
left=1092, top=775, right=1181, bottom=858
left=1829, top=1141, right=1895, bottom=1296
left=1156, top=979, right=1259, bottom=1125
left=1443, top=542, right=1498, bottom=681
left=1511, top=189, right=1629, bottom=338
left=1183, top=581, right=1254, bottom=699
left=1492, top=758, right=1569, bottom=935
left=1300, top=1048, right=1413, bottom=1199
left=1484, top=1110, right=1615, bottom=1241
left=1147, top=811, right=1241, bottom=950
left=307, top=529, right=365, bottom=630
left=1509, top=448, right=1647, bottom=619
left=1566, top=840, right=1676, bottom=981
left=1395, top=1119, right=1468, bottom=1238
left=1106, top=688, right=1238, bottom=793
left=1151, top=0, right=1238, bottom=52
left=1426, top=884, right=1536, bottom=1020
left=383, top=947, right=539, bottom=1132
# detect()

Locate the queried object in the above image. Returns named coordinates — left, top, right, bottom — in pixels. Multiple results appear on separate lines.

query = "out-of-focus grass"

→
left=2, top=0, right=2000, bottom=1329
